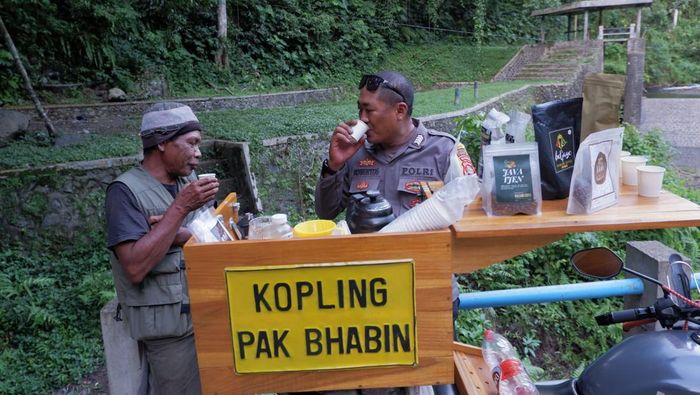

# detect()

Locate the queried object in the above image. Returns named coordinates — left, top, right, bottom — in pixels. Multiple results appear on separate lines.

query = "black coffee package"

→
left=532, top=97, right=583, bottom=200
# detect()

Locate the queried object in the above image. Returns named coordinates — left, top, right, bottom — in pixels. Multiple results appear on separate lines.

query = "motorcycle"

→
left=536, top=247, right=700, bottom=395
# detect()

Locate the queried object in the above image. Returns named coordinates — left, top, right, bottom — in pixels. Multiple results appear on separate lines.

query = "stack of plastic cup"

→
left=621, top=156, right=648, bottom=185
left=380, top=175, right=480, bottom=233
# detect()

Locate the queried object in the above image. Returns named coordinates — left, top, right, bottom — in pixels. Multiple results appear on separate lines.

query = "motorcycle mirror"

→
left=570, top=247, right=623, bottom=279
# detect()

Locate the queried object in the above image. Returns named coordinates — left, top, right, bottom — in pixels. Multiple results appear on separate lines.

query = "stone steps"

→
left=520, top=64, right=579, bottom=72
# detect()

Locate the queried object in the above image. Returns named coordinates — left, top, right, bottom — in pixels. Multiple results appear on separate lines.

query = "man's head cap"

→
left=140, top=102, right=201, bottom=149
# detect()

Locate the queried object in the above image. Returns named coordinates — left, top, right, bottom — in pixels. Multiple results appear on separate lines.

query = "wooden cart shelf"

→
left=184, top=187, right=700, bottom=394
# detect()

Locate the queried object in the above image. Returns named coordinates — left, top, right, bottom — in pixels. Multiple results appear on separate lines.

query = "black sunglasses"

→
left=359, top=74, right=407, bottom=103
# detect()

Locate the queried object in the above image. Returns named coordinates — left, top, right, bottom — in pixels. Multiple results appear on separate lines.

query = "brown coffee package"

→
left=581, top=73, right=626, bottom=142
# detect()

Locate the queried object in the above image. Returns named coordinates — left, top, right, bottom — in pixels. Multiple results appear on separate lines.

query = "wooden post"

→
left=598, top=25, right=604, bottom=40
left=574, top=14, right=578, bottom=40
left=672, top=9, right=679, bottom=29
left=567, top=14, right=572, bottom=41
left=624, top=37, right=646, bottom=126
left=0, top=15, right=56, bottom=139
left=636, top=8, right=642, bottom=34
left=583, top=11, right=589, bottom=41
left=540, top=17, right=545, bottom=43
left=629, top=23, right=637, bottom=39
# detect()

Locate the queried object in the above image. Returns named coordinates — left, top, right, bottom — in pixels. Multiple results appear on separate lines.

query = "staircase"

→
left=492, top=41, right=603, bottom=83
left=514, top=46, right=597, bottom=81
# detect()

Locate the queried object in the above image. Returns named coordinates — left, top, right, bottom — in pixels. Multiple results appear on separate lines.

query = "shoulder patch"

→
left=427, top=128, right=458, bottom=142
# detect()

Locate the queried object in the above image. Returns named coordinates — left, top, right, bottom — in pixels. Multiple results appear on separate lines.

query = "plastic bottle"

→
left=270, top=213, right=293, bottom=239
left=481, top=329, right=539, bottom=395
left=499, top=358, right=539, bottom=395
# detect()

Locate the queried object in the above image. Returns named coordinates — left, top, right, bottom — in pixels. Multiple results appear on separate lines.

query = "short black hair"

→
left=374, top=70, right=414, bottom=116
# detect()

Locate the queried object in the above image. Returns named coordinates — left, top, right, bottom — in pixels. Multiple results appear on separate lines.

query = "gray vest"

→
left=109, top=165, right=197, bottom=341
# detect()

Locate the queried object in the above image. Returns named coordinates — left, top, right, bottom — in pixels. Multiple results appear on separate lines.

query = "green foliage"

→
left=602, top=0, right=700, bottom=85
left=380, top=44, right=519, bottom=86
left=0, top=133, right=140, bottom=170
left=0, top=242, right=114, bottom=394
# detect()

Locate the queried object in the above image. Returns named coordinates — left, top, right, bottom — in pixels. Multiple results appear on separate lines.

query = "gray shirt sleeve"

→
left=105, top=182, right=150, bottom=250
left=314, top=164, right=349, bottom=220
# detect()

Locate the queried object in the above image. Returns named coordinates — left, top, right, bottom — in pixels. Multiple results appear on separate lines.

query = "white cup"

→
left=198, top=172, right=216, bottom=179
left=637, top=165, right=666, bottom=197
left=350, top=120, right=369, bottom=143
left=619, top=151, right=631, bottom=178
left=621, top=156, right=648, bottom=185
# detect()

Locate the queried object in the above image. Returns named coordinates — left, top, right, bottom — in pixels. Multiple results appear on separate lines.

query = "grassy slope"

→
left=0, top=80, right=550, bottom=169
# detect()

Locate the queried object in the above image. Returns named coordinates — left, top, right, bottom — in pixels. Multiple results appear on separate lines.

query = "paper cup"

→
left=621, top=156, right=647, bottom=185
left=350, top=120, right=369, bottom=143
left=198, top=172, right=216, bottom=179
left=619, top=151, right=631, bottom=178
left=637, top=165, right=665, bottom=197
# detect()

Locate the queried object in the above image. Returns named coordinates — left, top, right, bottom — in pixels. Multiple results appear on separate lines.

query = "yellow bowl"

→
left=293, top=220, right=336, bottom=238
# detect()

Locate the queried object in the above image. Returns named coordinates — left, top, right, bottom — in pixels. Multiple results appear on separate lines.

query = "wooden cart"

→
left=184, top=186, right=700, bottom=394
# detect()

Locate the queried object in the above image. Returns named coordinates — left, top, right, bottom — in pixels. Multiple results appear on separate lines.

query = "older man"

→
left=105, top=102, right=218, bottom=394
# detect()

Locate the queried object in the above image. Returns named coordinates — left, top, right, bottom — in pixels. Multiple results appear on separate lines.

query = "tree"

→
left=216, top=0, right=228, bottom=68
left=0, top=15, right=56, bottom=140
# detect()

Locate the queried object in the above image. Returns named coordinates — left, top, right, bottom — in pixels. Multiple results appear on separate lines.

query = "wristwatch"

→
left=322, top=158, right=338, bottom=176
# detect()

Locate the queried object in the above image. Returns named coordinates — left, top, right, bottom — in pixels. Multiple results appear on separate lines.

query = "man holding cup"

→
left=105, top=102, right=218, bottom=394
left=315, top=70, right=467, bottom=218
left=315, top=71, right=469, bottom=338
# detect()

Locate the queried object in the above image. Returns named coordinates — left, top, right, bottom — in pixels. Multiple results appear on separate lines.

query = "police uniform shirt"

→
left=315, top=118, right=458, bottom=220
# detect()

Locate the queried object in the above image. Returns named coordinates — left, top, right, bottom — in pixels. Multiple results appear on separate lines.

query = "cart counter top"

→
left=452, top=186, right=700, bottom=239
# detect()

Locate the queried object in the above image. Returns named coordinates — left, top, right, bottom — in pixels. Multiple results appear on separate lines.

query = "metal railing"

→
left=598, top=24, right=638, bottom=42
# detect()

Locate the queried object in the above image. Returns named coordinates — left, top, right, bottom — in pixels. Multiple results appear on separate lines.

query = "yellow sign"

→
left=224, top=260, right=417, bottom=373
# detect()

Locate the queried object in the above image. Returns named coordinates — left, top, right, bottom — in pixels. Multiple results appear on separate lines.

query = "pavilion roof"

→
left=531, top=0, right=653, bottom=17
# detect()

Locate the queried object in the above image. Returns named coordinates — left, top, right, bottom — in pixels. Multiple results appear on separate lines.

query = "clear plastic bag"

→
left=567, top=127, right=623, bottom=214
left=187, top=207, right=234, bottom=243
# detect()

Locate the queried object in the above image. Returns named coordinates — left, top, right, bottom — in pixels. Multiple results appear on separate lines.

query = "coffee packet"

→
left=567, top=127, right=623, bottom=215
left=532, top=97, right=583, bottom=200
left=581, top=73, right=625, bottom=142
left=482, top=142, right=542, bottom=216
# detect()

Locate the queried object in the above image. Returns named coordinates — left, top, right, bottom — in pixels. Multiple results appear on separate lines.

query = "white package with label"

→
left=566, top=127, right=623, bottom=214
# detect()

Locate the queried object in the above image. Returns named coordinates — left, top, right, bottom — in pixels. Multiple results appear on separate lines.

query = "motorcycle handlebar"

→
left=595, top=307, right=655, bottom=326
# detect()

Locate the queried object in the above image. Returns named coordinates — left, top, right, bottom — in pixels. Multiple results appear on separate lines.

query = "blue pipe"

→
left=693, top=273, right=700, bottom=290
left=459, top=278, right=645, bottom=310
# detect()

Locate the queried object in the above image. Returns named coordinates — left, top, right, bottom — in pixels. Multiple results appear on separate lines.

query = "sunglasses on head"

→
left=359, top=74, right=407, bottom=103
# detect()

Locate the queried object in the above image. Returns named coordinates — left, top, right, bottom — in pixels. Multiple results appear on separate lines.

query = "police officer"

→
left=315, top=70, right=469, bottom=331
left=315, top=70, right=465, bottom=219
left=316, top=71, right=468, bottom=395
left=105, top=102, right=218, bottom=395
